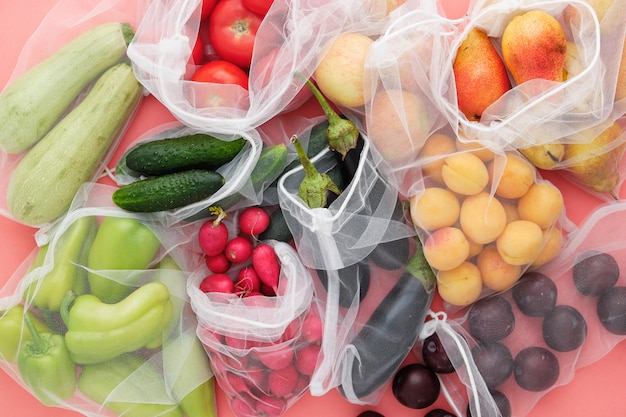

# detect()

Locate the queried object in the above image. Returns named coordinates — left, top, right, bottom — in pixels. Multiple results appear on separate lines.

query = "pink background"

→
left=2, top=1, right=626, bottom=416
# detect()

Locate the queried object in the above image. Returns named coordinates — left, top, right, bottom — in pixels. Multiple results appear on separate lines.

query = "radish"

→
left=256, top=345, right=294, bottom=370
left=199, top=273, right=235, bottom=293
left=235, top=266, right=262, bottom=295
left=225, top=236, right=254, bottom=263
left=238, top=206, right=270, bottom=236
left=252, top=243, right=281, bottom=292
left=294, top=344, right=321, bottom=376
left=198, top=207, right=229, bottom=257
left=301, top=309, right=323, bottom=343
left=267, top=364, right=299, bottom=396
left=205, top=252, right=231, bottom=273
left=255, top=395, right=286, bottom=417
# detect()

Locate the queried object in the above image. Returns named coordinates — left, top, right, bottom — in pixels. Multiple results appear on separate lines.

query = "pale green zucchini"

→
left=0, top=22, right=134, bottom=153
left=7, top=62, right=143, bottom=225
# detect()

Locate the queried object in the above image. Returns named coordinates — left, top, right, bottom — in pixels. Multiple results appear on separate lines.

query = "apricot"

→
left=367, top=89, right=430, bottom=163
left=488, top=153, right=535, bottom=199
left=468, top=238, right=484, bottom=259
left=460, top=192, right=507, bottom=244
left=477, top=245, right=522, bottom=291
left=455, top=136, right=495, bottom=162
left=496, top=220, right=544, bottom=265
left=437, top=261, right=483, bottom=306
left=418, top=133, right=457, bottom=184
left=517, top=182, right=564, bottom=229
left=423, top=227, right=470, bottom=271
left=531, top=226, right=563, bottom=267
left=442, top=152, right=489, bottom=195
left=501, top=201, right=520, bottom=224
left=410, top=187, right=460, bottom=231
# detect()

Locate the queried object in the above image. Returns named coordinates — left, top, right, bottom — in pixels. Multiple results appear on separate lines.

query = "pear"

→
left=518, top=142, right=565, bottom=170
left=564, top=122, right=625, bottom=196
left=453, top=28, right=512, bottom=121
left=501, top=10, right=567, bottom=85
left=563, top=0, right=626, bottom=33
left=616, top=36, right=626, bottom=101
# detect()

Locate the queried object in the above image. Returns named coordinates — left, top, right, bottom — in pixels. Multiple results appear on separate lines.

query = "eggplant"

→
left=316, top=261, right=371, bottom=308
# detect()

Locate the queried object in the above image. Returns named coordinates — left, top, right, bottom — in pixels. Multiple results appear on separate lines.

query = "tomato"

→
left=208, top=0, right=263, bottom=69
left=201, top=0, right=218, bottom=20
left=191, top=35, right=205, bottom=66
left=191, top=60, right=250, bottom=90
left=242, top=0, right=274, bottom=16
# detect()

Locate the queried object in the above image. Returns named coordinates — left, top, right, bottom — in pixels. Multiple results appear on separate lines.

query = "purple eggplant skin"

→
left=316, top=261, right=371, bottom=308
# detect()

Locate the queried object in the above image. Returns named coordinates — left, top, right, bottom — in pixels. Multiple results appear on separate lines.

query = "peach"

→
left=410, top=187, right=460, bottom=231
left=476, top=245, right=522, bottom=291
left=314, top=32, right=374, bottom=108
left=488, top=153, right=535, bottom=199
left=531, top=226, right=564, bottom=267
left=367, top=89, right=430, bottom=163
left=423, top=227, right=470, bottom=271
left=517, top=182, right=564, bottom=229
left=418, top=133, right=457, bottom=184
left=496, top=220, right=545, bottom=265
left=459, top=192, right=507, bottom=244
left=441, top=152, right=489, bottom=195
left=437, top=261, right=483, bottom=306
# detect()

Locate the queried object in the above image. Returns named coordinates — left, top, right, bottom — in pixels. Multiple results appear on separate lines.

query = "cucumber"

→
left=7, top=62, right=143, bottom=225
left=0, top=22, right=134, bottom=153
left=124, top=134, right=247, bottom=176
left=112, top=170, right=225, bottom=213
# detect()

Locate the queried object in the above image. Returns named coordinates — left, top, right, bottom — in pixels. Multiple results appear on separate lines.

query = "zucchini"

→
left=124, top=134, right=247, bottom=176
left=112, top=170, right=225, bottom=213
left=7, top=62, right=142, bottom=225
left=0, top=22, right=134, bottom=153
left=339, top=238, right=436, bottom=400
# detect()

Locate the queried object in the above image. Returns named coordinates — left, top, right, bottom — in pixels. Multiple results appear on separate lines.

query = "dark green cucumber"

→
left=112, top=170, right=225, bottom=212
left=125, top=134, right=247, bottom=176
left=259, top=207, right=293, bottom=242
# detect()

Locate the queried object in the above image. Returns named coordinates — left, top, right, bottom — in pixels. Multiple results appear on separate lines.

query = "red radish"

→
left=256, top=345, right=294, bottom=370
left=245, top=364, right=268, bottom=389
left=226, top=371, right=250, bottom=393
left=255, top=395, right=286, bottom=417
left=198, top=207, right=229, bottom=257
left=252, top=243, right=281, bottom=292
left=260, top=283, right=276, bottom=297
left=225, top=236, right=253, bottom=263
left=224, top=334, right=258, bottom=350
left=294, top=344, right=321, bottom=376
left=205, top=252, right=231, bottom=273
left=199, top=273, right=235, bottom=293
left=301, top=309, right=323, bottom=343
left=238, top=206, right=270, bottom=236
left=235, top=266, right=262, bottom=295
left=267, top=364, right=299, bottom=397
left=230, top=394, right=256, bottom=417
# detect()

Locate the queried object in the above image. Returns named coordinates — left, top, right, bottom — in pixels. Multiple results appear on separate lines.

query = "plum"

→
left=513, top=346, right=559, bottom=391
left=392, top=363, right=440, bottom=409
left=471, top=342, right=513, bottom=389
left=573, top=250, right=619, bottom=296
left=422, top=333, right=455, bottom=374
left=467, top=296, right=515, bottom=342
left=542, top=305, right=587, bottom=352
left=597, top=286, right=626, bottom=334
left=512, top=271, right=557, bottom=316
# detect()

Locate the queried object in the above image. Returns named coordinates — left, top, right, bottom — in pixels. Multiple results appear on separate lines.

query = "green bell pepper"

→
left=87, top=216, right=161, bottom=303
left=17, top=315, right=77, bottom=406
left=0, top=304, right=51, bottom=363
left=63, top=281, right=173, bottom=364
left=24, top=216, right=98, bottom=311
left=78, top=353, right=182, bottom=417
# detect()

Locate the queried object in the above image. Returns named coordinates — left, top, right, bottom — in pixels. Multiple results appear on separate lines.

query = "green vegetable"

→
left=6, top=62, right=143, bottom=225
left=258, top=207, right=294, bottom=242
left=23, top=216, right=98, bottom=311
left=291, top=135, right=341, bottom=208
left=87, top=216, right=161, bottom=303
left=125, top=133, right=247, bottom=176
left=0, top=304, right=51, bottom=363
left=78, top=353, right=183, bottom=417
left=63, top=281, right=173, bottom=364
left=18, top=315, right=77, bottom=406
left=0, top=22, right=134, bottom=154
left=113, top=169, right=225, bottom=213
left=282, top=121, right=330, bottom=173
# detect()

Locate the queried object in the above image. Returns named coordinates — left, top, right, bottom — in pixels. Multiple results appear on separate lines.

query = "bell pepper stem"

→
left=60, top=291, right=77, bottom=328
left=23, top=315, right=46, bottom=354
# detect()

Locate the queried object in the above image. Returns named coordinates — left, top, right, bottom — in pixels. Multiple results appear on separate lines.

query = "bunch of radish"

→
left=198, top=206, right=280, bottom=297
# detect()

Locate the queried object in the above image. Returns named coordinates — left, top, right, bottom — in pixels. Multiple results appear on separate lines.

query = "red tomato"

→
left=191, top=35, right=204, bottom=65
left=208, top=0, right=263, bottom=69
left=200, top=0, right=218, bottom=20
left=191, top=60, right=250, bottom=90
left=242, top=0, right=274, bottom=16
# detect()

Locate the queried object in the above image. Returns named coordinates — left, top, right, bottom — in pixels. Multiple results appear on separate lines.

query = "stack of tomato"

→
left=191, top=0, right=274, bottom=90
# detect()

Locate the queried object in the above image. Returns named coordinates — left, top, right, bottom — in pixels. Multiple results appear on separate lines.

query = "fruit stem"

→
left=294, top=72, right=359, bottom=160
left=209, top=206, right=227, bottom=226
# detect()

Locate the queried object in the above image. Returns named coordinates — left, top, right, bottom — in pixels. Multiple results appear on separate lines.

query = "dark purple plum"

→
left=573, top=250, right=619, bottom=296
left=466, top=390, right=511, bottom=417
left=425, top=409, right=456, bottom=417
left=512, top=271, right=557, bottom=316
left=467, top=296, right=515, bottom=342
left=542, top=305, right=587, bottom=352
left=597, top=286, right=626, bottom=335
left=392, top=363, right=440, bottom=409
left=422, top=333, right=455, bottom=374
left=356, top=411, right=384, bottom=417
left=471, top=342, right=513, bottom=389
left=513, top=346, right=559, bottom=391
